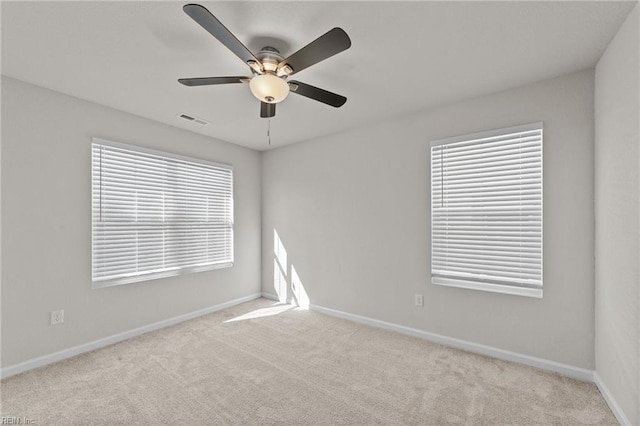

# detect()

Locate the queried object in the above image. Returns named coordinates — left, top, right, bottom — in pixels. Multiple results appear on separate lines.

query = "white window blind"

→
left=430, top=123, right=543, bottom=298
left=91, top=138, right=233, bottom=287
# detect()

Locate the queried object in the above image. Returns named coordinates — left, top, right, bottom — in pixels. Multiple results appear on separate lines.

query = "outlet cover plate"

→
left=51, top=310, right=64, bottom=325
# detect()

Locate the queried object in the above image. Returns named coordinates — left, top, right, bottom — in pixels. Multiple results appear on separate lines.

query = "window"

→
left=430, top=123, right=543, bottom=298
left=91, top=138, right=233, bottom=287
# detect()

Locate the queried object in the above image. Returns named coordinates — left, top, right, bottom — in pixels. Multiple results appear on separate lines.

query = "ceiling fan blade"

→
left=178, top=76, right=249, bottom=86
left=183, top=4, right=259, bottom=67
left=279, top=28, right=351, bottom=76
left=260, top=102, right=276, bottom=118
left=288, top=81, right=347, bottom=108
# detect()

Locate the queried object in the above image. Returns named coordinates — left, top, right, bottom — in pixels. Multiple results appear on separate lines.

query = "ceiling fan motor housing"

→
left=255, top=46, right=284, bottom=73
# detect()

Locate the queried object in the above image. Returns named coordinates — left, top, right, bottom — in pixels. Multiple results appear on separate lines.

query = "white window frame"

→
left=430, top=123, right=543, bottom=298
left=91, top=138, right=234, bottom=288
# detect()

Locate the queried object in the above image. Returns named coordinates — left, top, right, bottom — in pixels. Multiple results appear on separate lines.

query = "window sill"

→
left=432, top=277, right=543, bottom=298
left=92, top=262, right=233, bottom=289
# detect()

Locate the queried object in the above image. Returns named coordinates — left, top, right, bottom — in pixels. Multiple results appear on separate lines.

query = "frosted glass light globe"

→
left=249, top=74, right=290, bottom=104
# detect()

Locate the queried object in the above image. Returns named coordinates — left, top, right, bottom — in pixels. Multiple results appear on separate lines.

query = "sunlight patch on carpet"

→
left=224, top=304, right=293, bottom=322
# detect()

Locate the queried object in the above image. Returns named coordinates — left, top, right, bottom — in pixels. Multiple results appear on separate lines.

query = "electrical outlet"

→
left=415, top=294, right=424, bottom=307
left=50, top=310, right=64, bottom=325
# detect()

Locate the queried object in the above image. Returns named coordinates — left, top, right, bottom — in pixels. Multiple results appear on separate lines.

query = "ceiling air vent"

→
left=177, top=113, right=209, bottom=126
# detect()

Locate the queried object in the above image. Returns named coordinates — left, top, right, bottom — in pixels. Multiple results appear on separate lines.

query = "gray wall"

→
left=262, top=69, right=595, bottom=369
left=594, top=4, right=640, bottom=424
left=1, top=77, right=262, bottom=367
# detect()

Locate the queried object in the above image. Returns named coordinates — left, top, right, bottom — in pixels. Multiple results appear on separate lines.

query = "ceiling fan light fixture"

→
left=249, top=74, right=290, bottom=103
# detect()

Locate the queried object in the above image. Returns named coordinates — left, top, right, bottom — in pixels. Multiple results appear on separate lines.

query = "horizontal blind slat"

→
left=432, top=265, right=541, bottom=282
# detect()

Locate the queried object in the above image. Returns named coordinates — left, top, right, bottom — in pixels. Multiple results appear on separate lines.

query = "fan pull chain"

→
left=267, top=118, right=271, bottom=145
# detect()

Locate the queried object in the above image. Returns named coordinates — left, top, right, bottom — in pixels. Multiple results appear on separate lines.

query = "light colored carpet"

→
left=1, top=298, right=616, bottom=425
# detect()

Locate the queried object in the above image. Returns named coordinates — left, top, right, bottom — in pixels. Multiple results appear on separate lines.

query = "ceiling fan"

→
left=178, top=4, right=351, bottom=118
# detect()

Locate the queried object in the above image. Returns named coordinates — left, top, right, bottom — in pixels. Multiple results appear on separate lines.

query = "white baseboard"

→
left=309, top=303, right=594, bottom=383
left=594, top=372, right=632, bottom=426
left=261, top=292, right=280, bottom=301
left=1, top=293, right=262, bottom=379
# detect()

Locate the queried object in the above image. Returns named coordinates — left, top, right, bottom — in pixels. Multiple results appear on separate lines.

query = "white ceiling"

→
left=1, top=1, right=636, bottom=150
